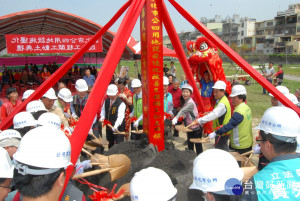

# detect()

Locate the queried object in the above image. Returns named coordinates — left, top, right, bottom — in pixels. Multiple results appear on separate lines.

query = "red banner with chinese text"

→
left=140, top=0, right=164, bottom=151
left=5, top=34, right=103, bottom=54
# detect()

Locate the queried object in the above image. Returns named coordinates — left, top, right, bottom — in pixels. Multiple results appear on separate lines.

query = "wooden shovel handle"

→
left=73, top=168, right=113, bottom=179
left=107, top=124, right=121, bottom=134
left=89, top=132, right=101, bottom=144
left=244, top=154, right=254, bottom=167
left=240, top=150, right=254, bottom=157
left=81, top=148, right=93, bottom=157
left=186, top=122, right=195, bottom=128
left=90, top=162, right=109, bottom=166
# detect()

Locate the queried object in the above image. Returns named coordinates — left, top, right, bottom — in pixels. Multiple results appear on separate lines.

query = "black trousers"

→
left=106, top=127, right=124, bottom=149
left=187, top=128, right=203, bottom=155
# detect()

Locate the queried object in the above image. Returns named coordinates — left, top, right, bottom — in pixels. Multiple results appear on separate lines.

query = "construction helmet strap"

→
left=14, top=161, right=60, bottom=176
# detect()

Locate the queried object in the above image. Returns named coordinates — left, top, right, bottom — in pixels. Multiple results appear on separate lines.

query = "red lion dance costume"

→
left=186, top=37, right=231, bottom=134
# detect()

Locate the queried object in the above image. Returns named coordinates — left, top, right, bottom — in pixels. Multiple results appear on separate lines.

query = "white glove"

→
left=118, top=93, right=126, bottom=99
left=209, top=132, right=217, bottom=140
left=133, top=121, right=139, bottom=128
left=253, top=144, right=261, bottom=154
left=88, top=129, right=93, bottom=134
left=129, top=113, right=134, bottom=118
left=72, top=113, right=79, bottom=119
left=172, top=118, right=178, bottom=125
left=76, top=160, right=92, bottom=175
left=112, top=126, right=118, bottom=133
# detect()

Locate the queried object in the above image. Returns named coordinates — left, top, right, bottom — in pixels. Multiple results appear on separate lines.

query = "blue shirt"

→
left=200, top=78, right=214, bottom=97
left=83, top=74, right=95, bottom=86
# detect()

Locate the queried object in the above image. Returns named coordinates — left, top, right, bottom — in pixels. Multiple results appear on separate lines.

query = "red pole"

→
left=0, top=0, right=133, bottom=130
left=60, top=0, right=146, bottom=198
left=158, top=0, right=205, bottom=113
left=168, top=0, right=300, bottom=116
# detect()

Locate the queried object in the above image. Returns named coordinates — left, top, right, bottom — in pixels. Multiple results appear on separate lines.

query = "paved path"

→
left=285, top=74, right=300, bottom=82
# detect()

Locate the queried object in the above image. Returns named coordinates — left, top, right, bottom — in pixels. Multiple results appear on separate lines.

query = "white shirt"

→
left=100, top=99, right=126, bottom=129
left=197, top=102, right=227, bottom=126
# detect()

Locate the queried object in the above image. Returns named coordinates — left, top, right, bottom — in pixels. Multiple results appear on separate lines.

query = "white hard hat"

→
left=0, top=147, right=14, bottom=178
left=130, top=167, right=177, bottom=201
left=229, top=85, right=247, bottom=97
left=13, top=112, right=37, bottom=129
left=58, top=88, right=73, bottom=102
left=22, top=89, right=34, bottom=100
left=26, top=100, right=47, bottom=113
left=269, top=85, right=289, bottom=97
left=131, top=79, right=142, bottom=88
left=181, top=84, right=193, bottom=93
left=107, top=84, right=118, bottom=96
left=254, top=107, right=300, bottom=138
left=13, top=126, right=72, bottom=175
left=42, top=88, right=57, bottom=100
left=38, top=113, right=61, bottom=130
left=75, top=79, right=88, bottom=92
left=163, top=76, right=169, bottom=85
left=278, top=93, right=299, bottom=107
left=190, top=149, right=243, bottom=194
left=0, top=129, right=21, bottom=141
left=212, top=80, right=226, bottom=90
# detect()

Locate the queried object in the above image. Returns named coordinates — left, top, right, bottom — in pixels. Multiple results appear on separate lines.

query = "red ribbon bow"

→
left=102, top=119, right=113, bottom=128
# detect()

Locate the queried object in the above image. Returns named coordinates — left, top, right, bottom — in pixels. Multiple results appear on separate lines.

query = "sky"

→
left=0, top=0, right=299, bottom=40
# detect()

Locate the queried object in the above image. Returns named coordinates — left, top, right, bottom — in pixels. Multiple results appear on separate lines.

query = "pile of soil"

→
left=77, top=134, right=198, bottom=201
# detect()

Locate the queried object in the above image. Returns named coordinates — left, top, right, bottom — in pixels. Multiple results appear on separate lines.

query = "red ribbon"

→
left=128, top=116, right=138, bottom=124
left=164, top=112, right=172, bottom=120
left=102, top=119, right=113, bottom=128
left=76, top=178, right=125, bottom=201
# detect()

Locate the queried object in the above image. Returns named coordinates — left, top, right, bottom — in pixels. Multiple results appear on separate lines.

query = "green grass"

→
left=117, top=60, right=300, bottom=119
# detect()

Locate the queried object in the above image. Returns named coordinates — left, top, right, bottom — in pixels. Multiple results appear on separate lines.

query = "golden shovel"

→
left=76, top=148, right=131, bottom=182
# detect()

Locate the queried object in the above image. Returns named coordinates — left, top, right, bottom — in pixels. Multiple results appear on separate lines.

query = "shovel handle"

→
left=244, top=154, right=254, bottom=167
left=90, top=162, right=109, bottom=166
left=186, top=122, right=195, bottom=129
left=73, top=168, right=113, bottom=179
left=107, top=124, right=121, bottom=134
left=240, top=150, right=254, bottom=157
left=81, top=148, right=93, bottom=157
left=89, top=132, right=101, bottom=144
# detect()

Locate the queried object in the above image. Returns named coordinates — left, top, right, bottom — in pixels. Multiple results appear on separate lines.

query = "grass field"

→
left=118, top=60, right=300, bottom=119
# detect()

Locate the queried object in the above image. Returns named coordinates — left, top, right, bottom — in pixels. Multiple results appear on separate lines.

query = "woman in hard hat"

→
left=190, top=149, right=244, bottom=201
left=130, top=167, right=177, bottom=201
left=172, top=84, right=202, bottom=155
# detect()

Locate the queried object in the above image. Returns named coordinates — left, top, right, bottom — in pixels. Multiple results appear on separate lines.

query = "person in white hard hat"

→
left=243, top=107, right=300, bottom=201
left=130, top=79, right=143, bottom=140
left=41, top=88, right=69, bottom=129
left=70, top=79, right=89, bottom=119
left=269, top=85, right=289, bottom=106
left=26, top=100, right=48, bottom=120
left=55, top=88, right=73, bottom=118
left=13, top=111, right=37, bottom=136
left=190, top=149, right=244, bottom=200
left=278, top=93, right=299, bottom=107
left=12, top=126, right=72, bottom=201
left=194, top=80, right=232, bottom=151
left=130, top=167, right=177, bottom=201
left=172, top=84, right=202, bottom=155
left=0, top=147, right=14, bottom=201
left=22, top=89, right=35, bottom=102
left=163, top=76, right=174, bottom=116
left=100, top=84, right=126, bottom=148
left=37, top=112, right=62, bottom=130
left=208, top=85, right=253, bottom=161
left=0, top=129, right=21, bottom=158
